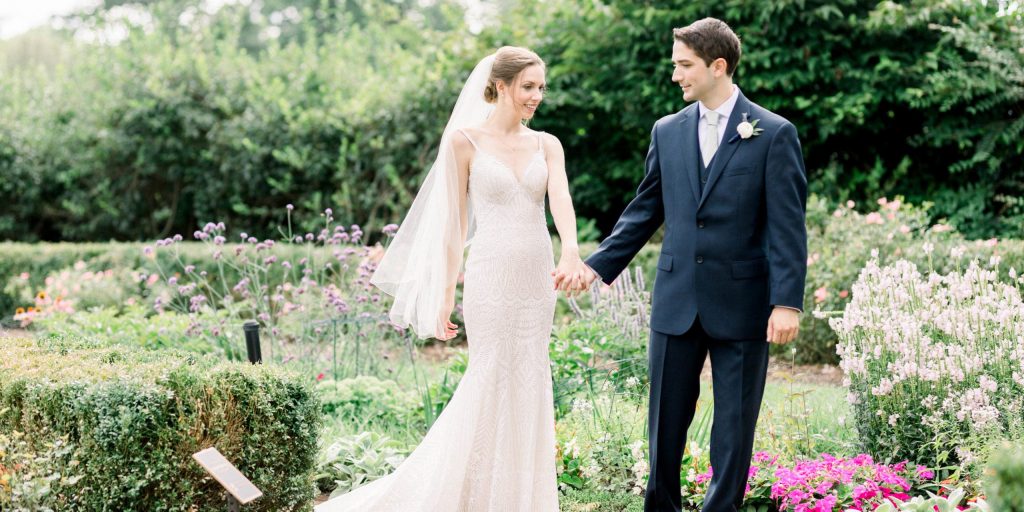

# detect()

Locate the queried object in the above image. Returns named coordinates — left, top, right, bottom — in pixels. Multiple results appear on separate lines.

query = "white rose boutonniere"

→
left=731, top=113, right=764, bottom=142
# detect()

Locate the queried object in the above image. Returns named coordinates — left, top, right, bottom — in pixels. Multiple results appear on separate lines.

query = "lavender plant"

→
left=144, top=207, right=413, bottom=380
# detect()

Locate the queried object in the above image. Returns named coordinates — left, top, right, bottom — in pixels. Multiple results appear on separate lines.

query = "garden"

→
left=1, top=0, right=1022, bottom=510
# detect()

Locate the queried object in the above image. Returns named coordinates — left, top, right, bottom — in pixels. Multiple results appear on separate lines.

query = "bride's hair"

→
left=483, top=46, right=545, bottom=104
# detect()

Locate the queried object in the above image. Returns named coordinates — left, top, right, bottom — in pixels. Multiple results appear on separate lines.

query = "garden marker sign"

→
left=193, top=447, right=263, bottom=508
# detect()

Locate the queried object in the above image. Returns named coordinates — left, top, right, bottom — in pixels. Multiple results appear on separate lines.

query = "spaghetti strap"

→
left=456, top=128, right=480, bottom=150
left=536, top=131, right=544, bottom=154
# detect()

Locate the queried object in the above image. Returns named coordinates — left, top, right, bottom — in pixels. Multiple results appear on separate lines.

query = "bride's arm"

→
left=438, top=132, right=473, bottom=339
left=543, top=133, right=586, bottom=293
left=449, top=132, right=473, bottom=293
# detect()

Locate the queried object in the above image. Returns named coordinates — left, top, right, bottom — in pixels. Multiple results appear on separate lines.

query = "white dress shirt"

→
left=697, top=85, right=740, bottom=160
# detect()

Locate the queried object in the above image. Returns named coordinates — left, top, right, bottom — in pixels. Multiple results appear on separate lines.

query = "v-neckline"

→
left=473, top=147, right=545, bottom=186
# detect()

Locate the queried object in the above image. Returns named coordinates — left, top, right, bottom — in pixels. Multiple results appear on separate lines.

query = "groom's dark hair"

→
left=673, top=18, right=742, bottom=76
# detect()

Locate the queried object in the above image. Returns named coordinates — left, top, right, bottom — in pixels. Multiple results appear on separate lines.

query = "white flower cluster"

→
left=833, top=256, right=1024, bottom=461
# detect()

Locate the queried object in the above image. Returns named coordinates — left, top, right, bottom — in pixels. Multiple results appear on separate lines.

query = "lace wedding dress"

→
left=315, top=129, right=559, bottom=511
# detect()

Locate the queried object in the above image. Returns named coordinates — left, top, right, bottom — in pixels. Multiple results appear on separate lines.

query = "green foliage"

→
left=313, top=431, right=407, bottom=497
left=0, top=430, right=81, bottom=512
left=2, top=0, right=1021, bottom=242
left=492, top=0, right=1022, bottom=237
left=559, top=487, right=645, bottom=511
left=873, top=487, right=990, bottom=512
left=869, top=1, right=1024, bottom=239
left=315, top=376, right=421, bottom=430
left=31, top=306, right=234, bottom=357
left=986, top=441, right=1024, bottom=512
left=0, top=335, right=321, bottom=511
left=0, top=0, right=482, bottom=242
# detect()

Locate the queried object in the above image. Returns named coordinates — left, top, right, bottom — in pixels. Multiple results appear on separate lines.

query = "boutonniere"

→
left=729, top=113, right=764, bottom=143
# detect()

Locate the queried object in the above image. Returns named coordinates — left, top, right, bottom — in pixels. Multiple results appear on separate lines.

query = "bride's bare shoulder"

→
left=532, top=130, right=563, bottom=154
left=451, top=128, right=476, bottom=157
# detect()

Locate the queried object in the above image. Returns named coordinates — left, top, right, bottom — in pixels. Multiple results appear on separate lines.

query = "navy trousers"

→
left=644, top=317, right=770, bottom=512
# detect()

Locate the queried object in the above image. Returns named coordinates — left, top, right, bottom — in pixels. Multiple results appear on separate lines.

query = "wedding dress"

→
left=314, top=128, right=559, bottom=511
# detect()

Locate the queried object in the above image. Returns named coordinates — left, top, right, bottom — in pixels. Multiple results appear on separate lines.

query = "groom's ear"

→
left=711, top=57, right=729, bottom=77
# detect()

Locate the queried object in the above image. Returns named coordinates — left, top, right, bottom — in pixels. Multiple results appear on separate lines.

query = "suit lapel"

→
left=678, top=107, right=700, bottom=204
left=698, top=91, right=750, bottom=210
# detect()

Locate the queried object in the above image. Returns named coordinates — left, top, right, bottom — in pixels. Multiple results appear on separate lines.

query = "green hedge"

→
left=3, top=0, right=1021, bottom=242
left=0, top=335, right=320, bottom=511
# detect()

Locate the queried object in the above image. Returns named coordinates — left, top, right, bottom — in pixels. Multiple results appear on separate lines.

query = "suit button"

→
left=696, top=256, right=704, bottom=264
left=698, top=221, right=705, bottom=229
left=701, top=177, right=707, bottom=184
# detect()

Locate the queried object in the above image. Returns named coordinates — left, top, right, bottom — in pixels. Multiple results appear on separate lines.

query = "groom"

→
left=558, top=18, right=808, bottom=512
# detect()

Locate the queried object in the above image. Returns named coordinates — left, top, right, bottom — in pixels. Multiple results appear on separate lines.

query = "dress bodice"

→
left=463, top=130, right=548, bottom=239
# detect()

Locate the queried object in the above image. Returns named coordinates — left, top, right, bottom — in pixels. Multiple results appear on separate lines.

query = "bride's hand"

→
left=553, top=255, right=587, bottom=296
left=437, top=294, right=460, bottom=340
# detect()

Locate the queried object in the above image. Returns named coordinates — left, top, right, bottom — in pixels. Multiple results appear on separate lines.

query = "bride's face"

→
left=500, top=65, right=546, bottom=120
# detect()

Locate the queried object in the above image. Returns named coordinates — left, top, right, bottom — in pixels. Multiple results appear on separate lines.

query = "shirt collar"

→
left=698, top=85, right=740, bottom=123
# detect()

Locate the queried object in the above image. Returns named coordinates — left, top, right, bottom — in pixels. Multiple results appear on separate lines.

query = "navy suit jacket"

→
left=586, top=90, right=808, bottom=340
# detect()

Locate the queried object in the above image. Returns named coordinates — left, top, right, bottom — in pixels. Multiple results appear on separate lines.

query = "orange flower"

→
left=27, top=307, right=36, bottom=313
left=36, top=291, right=47, bottom=300
left=15, top=307, right=25, bottom=315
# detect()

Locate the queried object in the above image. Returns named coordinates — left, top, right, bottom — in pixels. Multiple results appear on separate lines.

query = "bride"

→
left=315, top=46, right=589, bottom=511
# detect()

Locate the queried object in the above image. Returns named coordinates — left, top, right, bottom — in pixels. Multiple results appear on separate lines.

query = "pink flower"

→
left=316, top=372, right=325, bottom=381
left=839, top=290, right=849, bottom=298
left=865, top=212, right=884, bottom=225
left=814, top=286, right=828, bottom=303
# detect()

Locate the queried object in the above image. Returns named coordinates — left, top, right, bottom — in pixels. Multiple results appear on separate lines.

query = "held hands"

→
left=766, top=306, right=800, bottom=344
left=551, top=251, right=598, bottom=297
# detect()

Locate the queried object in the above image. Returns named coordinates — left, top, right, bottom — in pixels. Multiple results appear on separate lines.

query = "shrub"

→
left=0, top=430, right=80, bottom=511
left=554, top=385, right=648, bottom=496
left=986, top=441, right=1024, bottom=512
left=801, top=195, right=1024, bottom=364
left=0, top=335, right=320, bottom=511
left=830, top=257, right=1024, bottom=470
left=315, top=376, right=420, bottom=429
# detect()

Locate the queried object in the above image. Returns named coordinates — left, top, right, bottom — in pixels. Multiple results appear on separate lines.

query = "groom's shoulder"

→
left=746, top=100, right=792, bottom=131
left=653, top=104, right=695, bottom=131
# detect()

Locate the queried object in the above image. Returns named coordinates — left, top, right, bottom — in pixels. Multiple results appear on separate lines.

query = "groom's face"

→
left=671, top=41, right=718, bottom=104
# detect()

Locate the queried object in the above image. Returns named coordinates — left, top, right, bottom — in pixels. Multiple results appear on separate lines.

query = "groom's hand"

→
left=579, top=265, right=598, bottom=290
left=766, top=307, right=800, bottom=344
